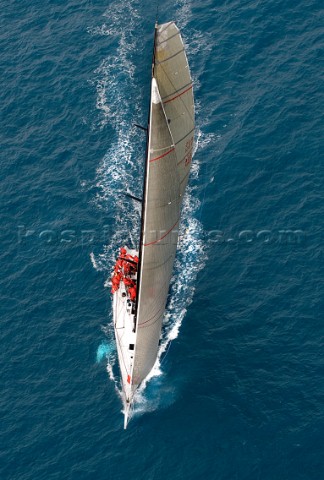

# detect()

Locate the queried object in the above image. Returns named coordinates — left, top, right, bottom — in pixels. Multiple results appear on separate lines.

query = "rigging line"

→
left=158, top=80, right=176, bottom=147
left=115, top=320, right=130, bottom=377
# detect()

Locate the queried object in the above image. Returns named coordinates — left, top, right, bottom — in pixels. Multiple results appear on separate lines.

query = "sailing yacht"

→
left=111, top=21, right=195, bottom=428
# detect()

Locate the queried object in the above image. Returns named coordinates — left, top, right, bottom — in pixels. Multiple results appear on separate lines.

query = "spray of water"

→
left=96, top=341, right=116, bottom=363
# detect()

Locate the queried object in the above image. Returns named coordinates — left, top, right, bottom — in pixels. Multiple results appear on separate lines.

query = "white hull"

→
left=112, top=248, right=138, bottom=428
left=109, top=21, right=194, bottom=428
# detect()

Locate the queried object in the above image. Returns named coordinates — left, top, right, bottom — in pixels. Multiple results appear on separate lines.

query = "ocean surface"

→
left=1, top=0, right=323, bottom=478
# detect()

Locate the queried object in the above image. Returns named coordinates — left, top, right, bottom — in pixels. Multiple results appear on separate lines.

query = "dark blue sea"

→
left=1, top=0, right=323, bottom=478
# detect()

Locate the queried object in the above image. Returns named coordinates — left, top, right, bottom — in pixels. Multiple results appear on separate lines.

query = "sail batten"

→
left=162, top=81, right=192, bottom=99
left=156, top=31, right=180, bottom=46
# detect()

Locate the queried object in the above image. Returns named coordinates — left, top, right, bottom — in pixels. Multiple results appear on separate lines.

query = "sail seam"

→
left=158, top=63, right=195, bottom=123
left=155, top=45, right=195, bottom=125
left=180, top=171, right=190, bottom=185
left=158, top=22, right=174, bottom=35
left=162, top=81, right=192, bottom=100
left=150, top=147, right=175, bottom=163
left=144, top=217, right=180, bottom=246
left=151, top=145, right=174, bottom=153
left=175, top=127, right=195, bottom=146
left=164, top=84, right=193, bottom=104
left=155, top=48, right=184, bottom=64
left=156, top=31, right=180, bottom=46
left=138, top=304, right=166, bottom=327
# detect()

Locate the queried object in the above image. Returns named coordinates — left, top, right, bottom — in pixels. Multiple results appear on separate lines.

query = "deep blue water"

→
left=1, top=0, right=323, bottom=478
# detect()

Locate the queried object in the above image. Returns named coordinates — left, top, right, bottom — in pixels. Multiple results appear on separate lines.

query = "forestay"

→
left=132, top=22, right=195, bottom=388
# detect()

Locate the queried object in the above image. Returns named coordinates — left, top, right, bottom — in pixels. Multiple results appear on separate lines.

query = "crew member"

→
left=123, top=277, right=134, bottom=287
left=111, top=272, right=122, bottom=293
left=128, top=285, right=137, bottom=302
left=114, top=258, right=124, bottom=272
left=122, top=261, right=132, bottom=275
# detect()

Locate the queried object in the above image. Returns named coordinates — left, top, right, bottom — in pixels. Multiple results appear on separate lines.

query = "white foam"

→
left=177, top=0, right=192, bottom=30
left=90, top=252, right=100, bottom=271
left=88, top=0, right=139, bottom=131
left=86, top=24, right=116, bottom=37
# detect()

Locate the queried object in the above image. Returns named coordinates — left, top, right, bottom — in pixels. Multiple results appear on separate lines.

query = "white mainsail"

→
left=132, top=22, right=195, bottom=386
left=112, top=21, right=194, bottom=427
